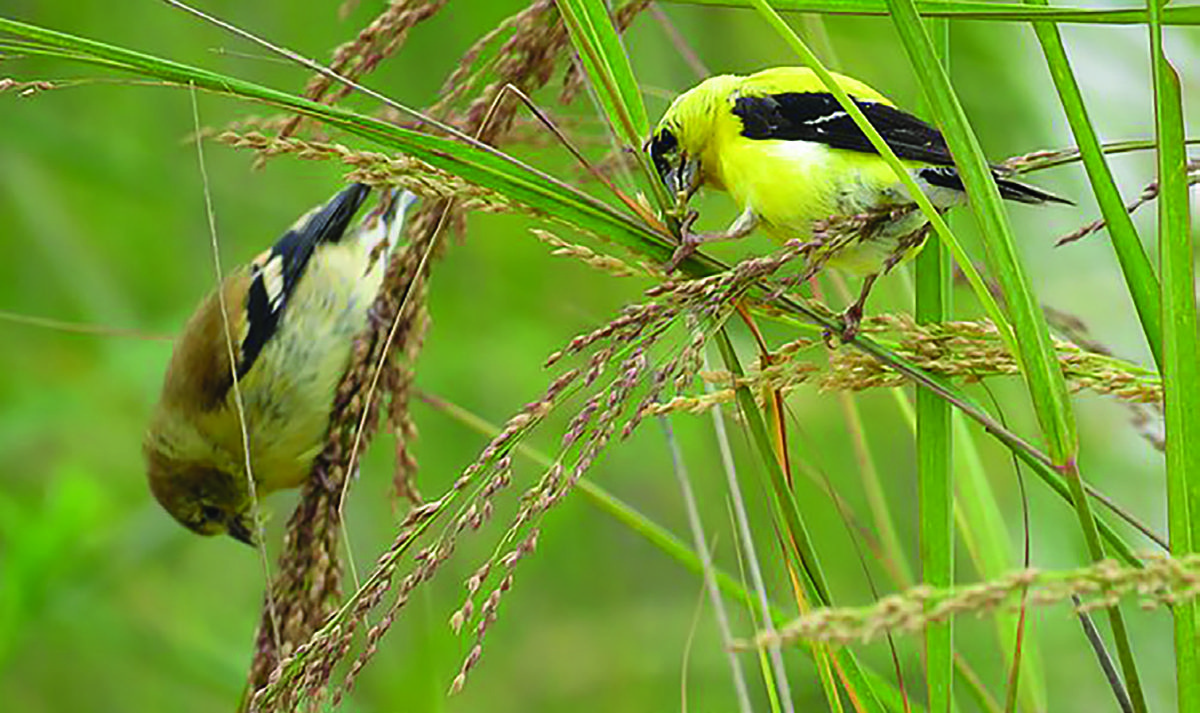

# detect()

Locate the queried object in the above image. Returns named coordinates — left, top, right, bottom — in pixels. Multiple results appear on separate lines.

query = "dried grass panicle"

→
left=429, top=0, right=558, bottom=118
left=751, top=554, right=1200, bottom=648
left=198, top=115, right=295, bottom=141
left=999, top=147, right=1066, bottom=173
left=531, top=229, right=645, bottom=278
left=763, top=205, right=919, bottom=295
left=248, top=187, right=434, bottom=708
left=641, top=337, right=820, bottom=417
left=432, top=0, right=650, bottom=142
left=245, top=474, right=344, bottom=700
left=248, top=0, right=660, bottom=703
left=215, top=131, right=515, bottom=213
left=442, top=246, right=811, bottom=672
left=1056, top=159, right=1200, bottom=247
left=334, top=541, right=443, bottom=704
left=544, top=238, right=810, bottom=374
left=250, top=501, right=444, bottom=712
left=449, top=528, right=538, bottom=695
left=445, top=322, right=668, bottom=685
left=823, top=315, right=1163, bottom=404
left=0, top=78, right=56, bottom=96
left=278, top=0, right=450, bottom=140
left=433, top=0, right=566, bottom=136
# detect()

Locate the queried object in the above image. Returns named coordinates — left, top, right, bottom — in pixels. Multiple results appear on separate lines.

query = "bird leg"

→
left=664, top=208, right=759, bottom=273
left=838, top=273, right=879, bottom=342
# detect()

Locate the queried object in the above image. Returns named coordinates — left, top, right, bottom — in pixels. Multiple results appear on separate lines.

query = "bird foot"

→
left=822, top=304, right=864, bottom=347
left=662, top=211, right=702, bottom=274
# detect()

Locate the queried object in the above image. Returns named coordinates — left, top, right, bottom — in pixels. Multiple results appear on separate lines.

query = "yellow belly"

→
left=713, top=137, right=935, bottom=276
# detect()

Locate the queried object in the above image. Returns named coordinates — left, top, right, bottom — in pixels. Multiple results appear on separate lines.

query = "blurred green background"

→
left=0, top=1, right=1190, bottom=711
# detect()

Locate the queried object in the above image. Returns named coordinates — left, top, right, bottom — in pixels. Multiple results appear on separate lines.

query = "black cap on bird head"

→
left=647, top=124, right=700, bottom=199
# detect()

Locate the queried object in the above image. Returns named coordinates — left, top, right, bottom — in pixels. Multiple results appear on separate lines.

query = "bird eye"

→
left=649, top=128, right=680, bottom=184
left=650, top=128, right=678, bottom=158
left=200, top=504, right=223, bottom=523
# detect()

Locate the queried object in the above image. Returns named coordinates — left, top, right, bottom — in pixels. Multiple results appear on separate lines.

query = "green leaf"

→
left=1025, top=2, right=1163, bottom=369
left=555, top=0, right=649, bottom=146
left=666, top=0, right=1200, bottom=25
left=916, top=21, right=954, bottom=713
left=1150, top=0, right=1200, bottom=706
left=0, top=16, right=677, bottom=262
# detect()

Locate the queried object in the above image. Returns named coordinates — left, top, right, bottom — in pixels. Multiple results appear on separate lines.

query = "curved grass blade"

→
left=0, top=17, right=678, bottom=261
left=554, top=0, right=674, bottom=213
left=1, top=14, right=1147, bottom=571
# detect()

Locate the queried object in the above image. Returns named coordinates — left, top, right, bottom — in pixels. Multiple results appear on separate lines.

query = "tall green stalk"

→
left=916, top=19, right=954, bottom=713
left=1024, top=0, right=1163, bottom=369
left=1149, top=0, right=1200, bottom=707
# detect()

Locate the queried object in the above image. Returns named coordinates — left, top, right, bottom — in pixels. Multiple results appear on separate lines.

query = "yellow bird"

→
left=144, top=184, right=416, bottom=545
left=647, top=66, right=1069, bottom=333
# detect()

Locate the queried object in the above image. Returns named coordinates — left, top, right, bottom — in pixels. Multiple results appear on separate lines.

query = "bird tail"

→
left=918, top=166, right=1072, bottom=206
left=994, top=174, right=1074, bottom=206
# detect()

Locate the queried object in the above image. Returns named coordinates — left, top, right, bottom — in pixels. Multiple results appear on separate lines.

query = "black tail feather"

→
left=995, top=175, right=1074, bottom=206
left=918, top=166, right=1073, bottom=206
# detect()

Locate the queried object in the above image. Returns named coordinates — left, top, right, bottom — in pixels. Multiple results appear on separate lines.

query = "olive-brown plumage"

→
left=145, top=185, right=416, bottom=544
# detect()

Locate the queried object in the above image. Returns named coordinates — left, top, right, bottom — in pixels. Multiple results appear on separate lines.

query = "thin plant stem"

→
left=704, top=350, right=795, bottom=713
left=659, top=415, right=755, bottom=713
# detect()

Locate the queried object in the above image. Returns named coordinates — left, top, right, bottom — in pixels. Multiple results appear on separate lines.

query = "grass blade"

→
left=553, top=0, right=673, bottom=211
left=1149, top=0, right=1200, bottom=706
left=554, top=0, right=649, bottom=146
left=882, top=3, right=1151, bottom=710
left=883, top=0, right=1075, bottom=464
left=666, top=0, right=1200, bottom=25
left=1024, top=2, right=1163, bottom=369
left=0, top=17, right=682, bottom=261
left=917, top=21, right=954, bottom=713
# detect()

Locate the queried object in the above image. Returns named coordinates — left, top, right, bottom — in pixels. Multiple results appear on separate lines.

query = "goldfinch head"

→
left=145, top=439, right=257, bottom=545
left=648, top=74, right=741, bottom=197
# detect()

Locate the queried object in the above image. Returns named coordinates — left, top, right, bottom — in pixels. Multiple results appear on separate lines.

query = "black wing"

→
left=732, top=92, right=954, bottom=166
left=238, top=183, right=370, bottom=378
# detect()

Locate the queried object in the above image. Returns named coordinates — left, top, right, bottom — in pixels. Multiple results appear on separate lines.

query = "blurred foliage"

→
left=0, top=1, right=1190, bottom=711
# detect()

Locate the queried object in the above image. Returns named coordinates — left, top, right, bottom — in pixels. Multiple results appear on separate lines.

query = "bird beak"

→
left=666, top=155, right=701, bottom=199
left=227, top=514, right=257, bottom=547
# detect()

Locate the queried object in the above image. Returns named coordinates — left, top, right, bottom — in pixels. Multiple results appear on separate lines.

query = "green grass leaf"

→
left=667, top=0, right=1200, bottom=25
left=1025, top=4, right=1163, bottom=369
left=1149, top=0, right=1200, bottom=706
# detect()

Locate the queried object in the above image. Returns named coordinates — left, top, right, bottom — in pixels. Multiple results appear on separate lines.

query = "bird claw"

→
left=664, top=242, right=696, bottom=274
left=663, top=211, right=702, bottom=274
left=839, top=304, right=864, bottom=341
left=821, top=304, right=864, bottom=347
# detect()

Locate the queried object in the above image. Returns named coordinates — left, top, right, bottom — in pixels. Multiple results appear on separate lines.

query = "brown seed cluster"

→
left=750, top=554, right=1200, bottom=647
left=244, top=1, right=657, bottom=707
left=824, top=315, right=1163, bottom=405
left=0, top=77, right=56, bottom=96
left=531, top=229, right=647, bottom=278
left=215, top=131, right=515, bottom=213
left=250, top=500, right=445, bottom=711
left=277, top=0, right=451, bottom=141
